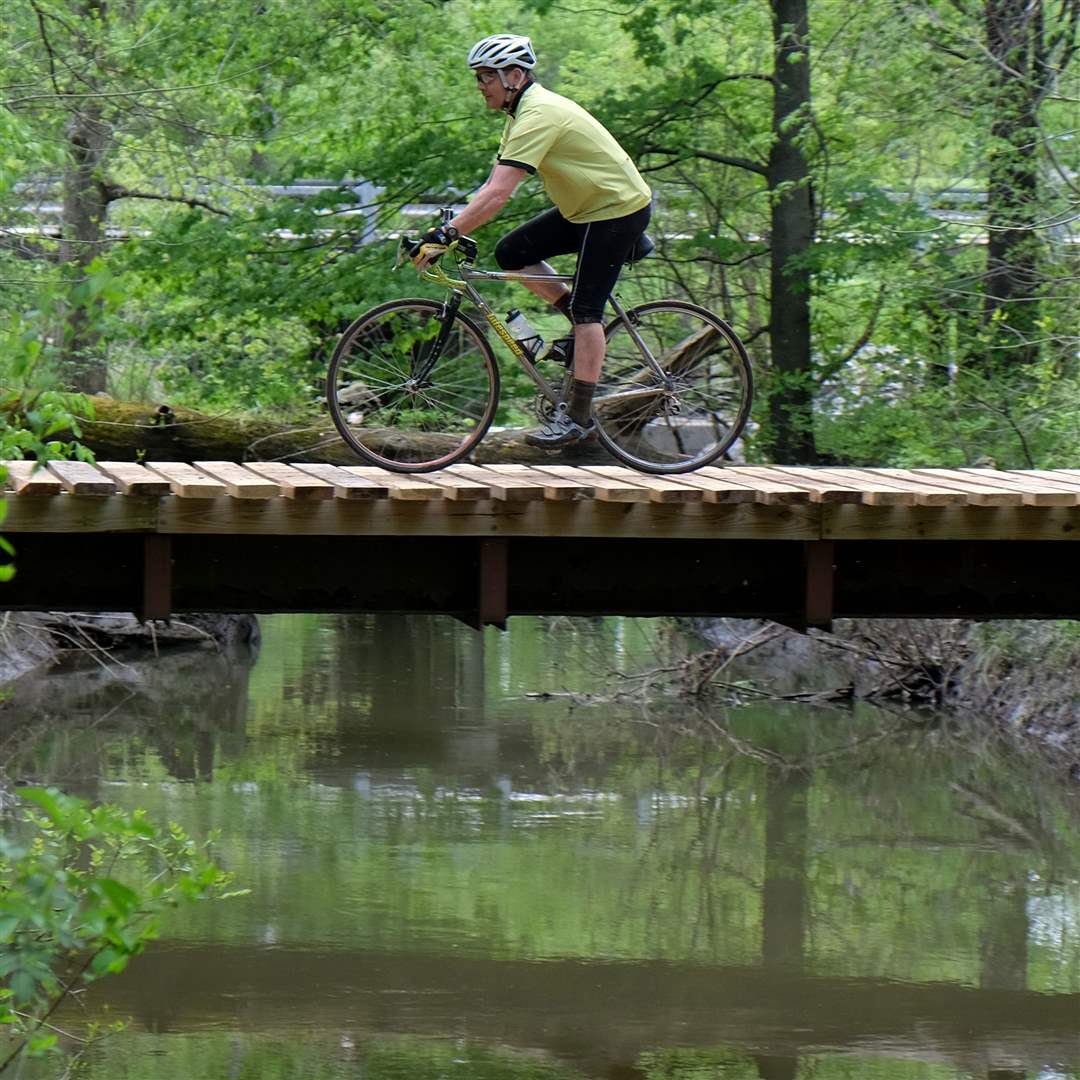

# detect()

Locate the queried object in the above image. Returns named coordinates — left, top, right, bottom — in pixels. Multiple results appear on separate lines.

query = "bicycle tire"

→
left=593, top=300, right=753, bottom=474
left=326, top=298, right=500, bottom=473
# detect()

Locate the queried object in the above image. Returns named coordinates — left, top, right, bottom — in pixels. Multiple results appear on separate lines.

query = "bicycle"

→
left=326, top=210, right=753, bottom=474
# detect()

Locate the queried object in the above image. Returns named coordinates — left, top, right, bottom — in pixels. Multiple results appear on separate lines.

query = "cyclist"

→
left=413, top=33, right=653, bottom=448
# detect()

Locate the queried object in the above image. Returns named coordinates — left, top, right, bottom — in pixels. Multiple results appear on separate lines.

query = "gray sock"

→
left=568, top=379, right=596, bottom=427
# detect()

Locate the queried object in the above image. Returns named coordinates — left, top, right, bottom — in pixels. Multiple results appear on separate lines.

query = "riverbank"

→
left=688, top=617, right=1080, bottom=772
left=0, top=613, right=62, bottom=684
left=4, top=610, right=1077, bottom=777
left=0, top=612, right=260, bottom=684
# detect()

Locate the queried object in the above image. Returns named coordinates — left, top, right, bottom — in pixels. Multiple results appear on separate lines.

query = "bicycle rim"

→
left=326, top=298, right=499, bottom=472
left=594, top=300, right=753, bottom=474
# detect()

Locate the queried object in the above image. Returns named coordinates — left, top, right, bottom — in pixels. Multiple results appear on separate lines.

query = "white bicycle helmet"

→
left=467, top=34, right=537, bottom=70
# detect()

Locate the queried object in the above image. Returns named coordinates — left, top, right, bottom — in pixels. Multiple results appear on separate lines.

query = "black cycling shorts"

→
left=493, top=203, right=652, bottom=324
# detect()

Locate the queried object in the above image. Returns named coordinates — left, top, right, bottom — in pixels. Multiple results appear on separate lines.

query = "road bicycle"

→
left=326, top=211, right=753, bottom=474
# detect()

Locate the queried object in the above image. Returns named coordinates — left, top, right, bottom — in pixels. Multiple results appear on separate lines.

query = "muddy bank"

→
left=688, top=617, right=1080, bottom=768
left=0, top=612, right=260, bottom=685
left=0, top=614, right=63, bottom=684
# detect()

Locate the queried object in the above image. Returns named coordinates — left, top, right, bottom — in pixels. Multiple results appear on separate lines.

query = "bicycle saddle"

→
left=626, top=232, right=655, bottom=265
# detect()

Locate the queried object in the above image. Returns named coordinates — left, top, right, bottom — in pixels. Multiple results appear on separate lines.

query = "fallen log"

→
left=28, top=397, right=609, bottom=465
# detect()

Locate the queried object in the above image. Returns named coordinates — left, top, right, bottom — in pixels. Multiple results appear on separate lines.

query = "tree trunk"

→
left=58, top=4, right=112, bottom=394
left=766, top=0, right=817, bottom=463
left=982, top=0, right=1043, bottom=368
left=980, top=873, right=1030, bottom=1080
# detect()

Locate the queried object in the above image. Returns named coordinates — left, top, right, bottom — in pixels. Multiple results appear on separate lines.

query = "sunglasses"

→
left=474, top=71, right=500, bottom=85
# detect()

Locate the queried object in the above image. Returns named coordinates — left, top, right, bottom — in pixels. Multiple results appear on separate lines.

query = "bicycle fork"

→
left=412, top=293, right=465, bottom=386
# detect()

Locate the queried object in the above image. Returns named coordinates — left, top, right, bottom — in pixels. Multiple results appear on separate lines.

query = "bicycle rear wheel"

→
left=594, top=300, right=753, bottom=474
left=327, top=298, right=500, bottom=472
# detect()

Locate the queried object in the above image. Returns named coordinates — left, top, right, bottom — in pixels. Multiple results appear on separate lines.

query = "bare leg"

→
left=517, top=262, right=571, bottom=307
left=573, top=323, right=605, bottom=383
left=517, top=262, right=607, bottom=383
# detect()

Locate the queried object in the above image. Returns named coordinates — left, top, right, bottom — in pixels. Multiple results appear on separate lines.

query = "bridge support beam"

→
left=478, top=537, right=508, bottom=630
left=140, top=534, right=172, bottom=622
left=7, top=532, right=1080, bottom=623
left=804, top=541, right=835, bottom=631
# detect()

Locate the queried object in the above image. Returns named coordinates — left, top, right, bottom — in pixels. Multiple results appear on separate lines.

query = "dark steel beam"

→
left=804, top=540, right=835, bottom=631
left=478, top=537, right=508, bottom=629
left=140, top=534, right=172, bottom=622
left=4, top=534, right=1080, bottom=622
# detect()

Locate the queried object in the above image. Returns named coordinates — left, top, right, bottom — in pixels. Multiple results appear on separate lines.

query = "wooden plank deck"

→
left=4, top=461, right=1080, bottom=626
left=4, top=461, right=1080, bottom=541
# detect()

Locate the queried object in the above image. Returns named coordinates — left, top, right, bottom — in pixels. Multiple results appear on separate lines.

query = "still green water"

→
left=7, top=614, right=1080, bottom=1079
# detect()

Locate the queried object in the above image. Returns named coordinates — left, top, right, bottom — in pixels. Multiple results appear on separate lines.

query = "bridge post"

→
left=140, top=534, right=172, bottom=622
left=478, top=537, right=508, bottom=630
left=803, top=540, right=834, bottom=631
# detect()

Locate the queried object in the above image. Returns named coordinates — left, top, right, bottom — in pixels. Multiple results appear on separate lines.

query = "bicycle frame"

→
left=414, top=244, right=670, bottom=408
left=330, top=228, right=753, bottom=474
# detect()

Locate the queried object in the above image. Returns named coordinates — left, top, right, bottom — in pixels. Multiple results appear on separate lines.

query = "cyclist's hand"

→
left=412, top=224, right=459, bottom=270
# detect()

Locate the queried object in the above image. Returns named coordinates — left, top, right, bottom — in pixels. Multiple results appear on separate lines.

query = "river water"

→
left=6, top=614, right=1080, bottom=1080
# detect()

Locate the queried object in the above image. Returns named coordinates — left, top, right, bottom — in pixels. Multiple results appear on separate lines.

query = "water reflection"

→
left=5, top=613, right=1080, bottom=1080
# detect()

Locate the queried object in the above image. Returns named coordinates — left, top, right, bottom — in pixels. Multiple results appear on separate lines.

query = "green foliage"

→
left=815, top=359, right=1080, bottom=469
left=2, top=0, right=1078, bottom=460
left=0, top=105, right=97, bottom=461
left=0, top=789, right=245, bottom=1073
left=46, top=1031, right=588, bottom=1080
left=0, top=499, right=14, bottom=584
left=0, top=288, right=95, bottom=463
left=635, top=1047, right=760, bottom=1079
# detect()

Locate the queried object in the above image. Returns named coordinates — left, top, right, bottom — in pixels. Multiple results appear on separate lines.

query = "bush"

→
left=0, top=788, right=246, bottom=1074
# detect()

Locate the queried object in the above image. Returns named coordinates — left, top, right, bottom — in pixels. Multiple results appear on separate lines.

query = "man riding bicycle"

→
left=413, top=33, right=653, bottom=449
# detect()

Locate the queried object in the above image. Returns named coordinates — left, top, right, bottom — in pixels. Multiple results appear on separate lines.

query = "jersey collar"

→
left=505, top=79, right=535, bottom=116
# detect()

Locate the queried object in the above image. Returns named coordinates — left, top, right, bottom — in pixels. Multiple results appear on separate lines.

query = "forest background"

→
left=1, top=0, right=1078, bottom=467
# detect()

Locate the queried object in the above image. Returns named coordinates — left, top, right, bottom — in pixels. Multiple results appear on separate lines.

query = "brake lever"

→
left=397, top=236, right=460, bottom=273
left=393, top=235, right=417, bottom=271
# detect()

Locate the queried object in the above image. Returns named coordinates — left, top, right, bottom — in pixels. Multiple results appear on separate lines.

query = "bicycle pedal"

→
left=544, top=337, right=575, bottom=365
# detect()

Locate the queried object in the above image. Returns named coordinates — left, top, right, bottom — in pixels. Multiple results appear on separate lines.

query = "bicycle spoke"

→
left=327, top=300, right=499, bottom=471
left=594, top=301, right=752, bottom=473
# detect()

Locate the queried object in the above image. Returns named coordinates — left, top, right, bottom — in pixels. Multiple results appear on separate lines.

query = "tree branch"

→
left=28, top=0, right=64, bottom=97
left=1, top=60, right=276, bottom=108
left=694, top=248, right=770, bottom=267
left=834, top=282, right=888, bottom=372
left=1035, top=0, right=1080, bottom=103
left=642, top=145, right=768, bottom=177
left=101, top=183, right=229, bottom=216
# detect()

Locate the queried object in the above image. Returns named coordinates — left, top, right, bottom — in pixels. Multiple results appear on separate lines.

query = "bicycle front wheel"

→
left=594, top=300, right=753, bottom=474
left=326, top=298, right=500, bottom=472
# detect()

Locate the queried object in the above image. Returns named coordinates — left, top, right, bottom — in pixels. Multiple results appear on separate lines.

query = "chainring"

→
left=534, top=370, right=574, bottom=423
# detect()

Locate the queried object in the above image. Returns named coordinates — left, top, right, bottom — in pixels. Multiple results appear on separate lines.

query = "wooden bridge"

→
left=4, top=459, right=1080, bottom=628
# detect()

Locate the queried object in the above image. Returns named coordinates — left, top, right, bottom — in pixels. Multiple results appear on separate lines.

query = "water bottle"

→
left=505, top=309, right=545, bottom=360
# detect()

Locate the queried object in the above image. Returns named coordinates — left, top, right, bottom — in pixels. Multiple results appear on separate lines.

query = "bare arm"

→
left=450, top=164, right=529, bottom=235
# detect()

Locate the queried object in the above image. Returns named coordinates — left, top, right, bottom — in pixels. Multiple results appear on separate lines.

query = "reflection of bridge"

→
left=7, top=459, right=1080, bottom=628
left=97, top=944, right=1080, bottom=1075
left=92, top=760, right=1073, bottom=1078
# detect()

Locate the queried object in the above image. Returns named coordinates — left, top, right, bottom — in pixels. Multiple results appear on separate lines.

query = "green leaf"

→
left=97, top=878, right=140, bottom=917
left=19, top=787, right=66, bottom=824
left=28, top=1032, right=59, bottom=1054
left=9, top=970, right=35, bottom=1004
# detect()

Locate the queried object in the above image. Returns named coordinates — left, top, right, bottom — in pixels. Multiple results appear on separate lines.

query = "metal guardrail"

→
left=7, top=179, right=1076, bottom=246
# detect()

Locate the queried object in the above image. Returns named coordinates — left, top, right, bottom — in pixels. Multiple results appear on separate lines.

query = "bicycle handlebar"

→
left=394, top=233, right=478, bottom=271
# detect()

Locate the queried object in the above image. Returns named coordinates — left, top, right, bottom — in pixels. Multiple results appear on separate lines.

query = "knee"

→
left=568, top=299, right=604, bottom=325
left=494, top=235, right=524, bottom=270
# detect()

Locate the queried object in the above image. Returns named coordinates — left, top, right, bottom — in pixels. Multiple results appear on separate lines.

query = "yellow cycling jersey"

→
left=497, top=83, right=652, bottom=224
